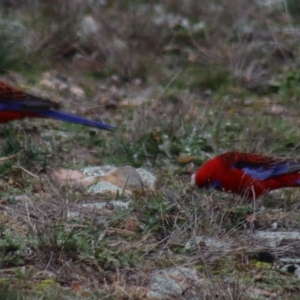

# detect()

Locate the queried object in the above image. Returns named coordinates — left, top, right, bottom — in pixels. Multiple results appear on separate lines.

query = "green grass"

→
left=1, top=0, right=300, bottom=298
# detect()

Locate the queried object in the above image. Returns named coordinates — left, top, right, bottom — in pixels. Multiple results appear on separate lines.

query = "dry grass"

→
left=0, top=0, right=300, bottom=299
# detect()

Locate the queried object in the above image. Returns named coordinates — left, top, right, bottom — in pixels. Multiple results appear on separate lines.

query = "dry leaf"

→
left=175, top=155, right=194, bottom=163
left=123, top=217, right=142, bottom=232
left=71, top=282, right=82, bottom=292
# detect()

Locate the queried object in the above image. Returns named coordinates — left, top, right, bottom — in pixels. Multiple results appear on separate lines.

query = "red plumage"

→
left=194, top=151, right=300, bottom=200
left=0, top=81, right=58, bottom=122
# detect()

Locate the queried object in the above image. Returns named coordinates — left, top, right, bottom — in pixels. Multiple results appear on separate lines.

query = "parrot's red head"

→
left=193, top=159, right=222, bottom=190
left=194, top=160, right=214, bottom=188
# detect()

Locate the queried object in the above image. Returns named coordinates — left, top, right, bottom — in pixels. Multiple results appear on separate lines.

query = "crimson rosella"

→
left=0, top=81, right=115, bottom=130
left=194, top=151, right=300, bottom=200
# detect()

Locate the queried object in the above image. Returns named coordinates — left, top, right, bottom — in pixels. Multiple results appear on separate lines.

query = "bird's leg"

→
left=248, top=186, right=256, bottom=232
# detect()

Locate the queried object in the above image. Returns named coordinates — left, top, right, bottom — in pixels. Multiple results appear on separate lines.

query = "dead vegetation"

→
left=0, top=0, right=300, bottom=299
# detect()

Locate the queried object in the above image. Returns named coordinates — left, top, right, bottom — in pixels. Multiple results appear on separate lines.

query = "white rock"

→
left=148, top=267, right=202, bottom=300
left=69, top=85, right=85, bottom=99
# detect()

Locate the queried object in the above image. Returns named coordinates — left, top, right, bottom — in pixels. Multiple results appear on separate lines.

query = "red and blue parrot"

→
left=194, top=151, right=300, bottom=200
left=0, top=80, right=115, bottom=130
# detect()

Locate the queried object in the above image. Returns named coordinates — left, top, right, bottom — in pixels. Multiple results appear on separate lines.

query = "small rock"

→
left=81, top=200, right=130, bottom=210
left=87, top=182, right=125, bottom=195
left=185, top=236, right=230, bottom=251
left=39, top=79, right=56, bottom=90
left=120, top=88, right=154, bottom=106
left=78, top=15, right=99, bottom=38
left=266, top=104, right=285, bottom=115
left=112, top=37, right=127, bottom=50
left=49, top=166, right=156, bottom=195
left=132, top=78, right=143, bottom=86
left=136, top=168, right=156, bottom=189
left=11, top=195, right=31, bottom=202
left=57, top=82, right=68, bottom=91
left=98, top=166, right=143, bottom=191
left=69, top=85, right=85, bottom=99
left=251, top=231, right=300, bottom=247
left=148, top=267, right=202, bottom=300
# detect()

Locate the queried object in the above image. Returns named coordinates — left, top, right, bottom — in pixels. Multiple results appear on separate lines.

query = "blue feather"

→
left=0, top=99, right=116, bottom=130
left=38, top=110, right=116, bottom=131
left=234, top=161, right=291, bottom=181
left=212, top=180, right=222, bottom=189
left=0, top=102, right=24, bottom=110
